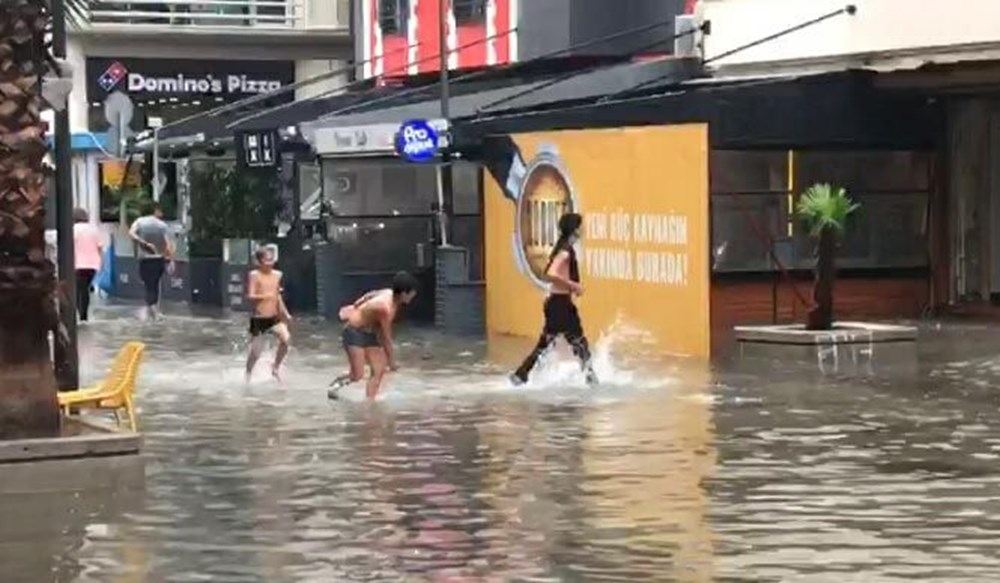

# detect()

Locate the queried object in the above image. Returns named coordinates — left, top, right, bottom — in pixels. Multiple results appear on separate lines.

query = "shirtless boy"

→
left=245, top=247, right=292, bottom=382
left=328, top=271, right=419, bottom=400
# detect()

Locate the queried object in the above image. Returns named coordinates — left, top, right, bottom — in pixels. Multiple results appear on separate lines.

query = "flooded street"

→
left=5, top=306, right=1000, bottom=581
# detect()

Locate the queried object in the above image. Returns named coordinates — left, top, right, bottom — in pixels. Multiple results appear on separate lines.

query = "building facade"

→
left=294, top=0, right=697, bottom=327
left=65, top=0, right=352, bottom=219
left=61, top=0, right=352, bottom=306
left=699, top=0, right=1000, bottom=312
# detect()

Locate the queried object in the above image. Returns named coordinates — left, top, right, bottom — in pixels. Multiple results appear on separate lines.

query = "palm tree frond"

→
left=797, top=183, right=860, bottom=237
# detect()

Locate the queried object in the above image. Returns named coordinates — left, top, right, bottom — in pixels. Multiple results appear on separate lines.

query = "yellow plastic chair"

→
left=59, top=342, right=145, bottom=432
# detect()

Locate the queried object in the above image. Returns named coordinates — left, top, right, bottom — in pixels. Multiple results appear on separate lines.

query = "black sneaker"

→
left=327, top=388, right=341, bottom=400
left=508, top=373, right=526, bottom=387
left=585, top=370, right=599, bottom=386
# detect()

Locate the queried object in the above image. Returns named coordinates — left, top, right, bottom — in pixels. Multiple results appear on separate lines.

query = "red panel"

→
left=367, top=0, right=514, bottom=80
left=416, top=0, right=441, bottom=74
left=455, top=26, right=487, bottom=70
left=494, top=0, right=511, bottom=64
left=382, top=33, right=410, bottom=77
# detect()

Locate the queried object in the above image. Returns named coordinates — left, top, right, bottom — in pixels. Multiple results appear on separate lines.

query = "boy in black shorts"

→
left=245, top=247, right=292, bottom=382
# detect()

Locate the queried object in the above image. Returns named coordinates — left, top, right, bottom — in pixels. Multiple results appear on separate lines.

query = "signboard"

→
left=237, top=130, right=278, bottom=169
left=311, top=119, right=449, bottom=157
left=87, top=58, right=294, bottom=103
left=484, top=124, right=711, bottom=357
left=395, top=119, right=441, bottom=162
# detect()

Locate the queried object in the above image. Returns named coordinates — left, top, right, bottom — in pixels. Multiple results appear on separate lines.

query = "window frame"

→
left=378, top=0, right=408, bottom=35
left=452, top=0, right=486, bottom=25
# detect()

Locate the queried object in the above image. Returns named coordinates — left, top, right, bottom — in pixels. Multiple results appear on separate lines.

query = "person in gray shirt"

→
left=129, top=203, right=174, bottom=320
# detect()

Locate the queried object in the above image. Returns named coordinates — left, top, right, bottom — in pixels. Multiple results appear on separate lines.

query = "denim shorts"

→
left=341, top=325, right=379, bottom=348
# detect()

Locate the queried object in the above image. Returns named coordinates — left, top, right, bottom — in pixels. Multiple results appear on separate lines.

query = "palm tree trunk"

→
left=0, top=0, right=61, bottom=438
left=807, top=227, right=836, bottom=331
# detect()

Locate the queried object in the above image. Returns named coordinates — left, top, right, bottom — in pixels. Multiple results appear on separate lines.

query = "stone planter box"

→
left=733, top=322, right=918, bottom=376
left=0, top=417, right=141, bottom=465
left=734, top=322, right=917, bottom=345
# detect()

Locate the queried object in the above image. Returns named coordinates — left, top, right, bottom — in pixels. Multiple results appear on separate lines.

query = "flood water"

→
left=5, top=306, right=1000, bottom=582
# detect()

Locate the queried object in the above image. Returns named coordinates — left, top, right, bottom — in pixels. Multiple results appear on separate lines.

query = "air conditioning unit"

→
left=674, top=15, right=701, bottom=59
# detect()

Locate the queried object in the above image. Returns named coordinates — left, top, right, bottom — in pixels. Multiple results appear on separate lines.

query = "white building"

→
left=65, top=0, right=352, bottom=222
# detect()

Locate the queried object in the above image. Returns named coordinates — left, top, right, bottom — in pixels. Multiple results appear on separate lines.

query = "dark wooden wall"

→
left=711, top=274, right=929, bottom=352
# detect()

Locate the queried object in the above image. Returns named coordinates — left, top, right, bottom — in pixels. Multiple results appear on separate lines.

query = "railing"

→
left=87, top=0, right=305, bottom=29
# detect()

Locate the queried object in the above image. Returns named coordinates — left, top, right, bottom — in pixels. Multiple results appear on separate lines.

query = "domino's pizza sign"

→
left=395, top=119, right=440, bottom=163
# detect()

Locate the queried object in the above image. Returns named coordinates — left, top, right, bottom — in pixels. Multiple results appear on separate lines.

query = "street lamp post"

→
left=50, top=0, right=79, bottom=391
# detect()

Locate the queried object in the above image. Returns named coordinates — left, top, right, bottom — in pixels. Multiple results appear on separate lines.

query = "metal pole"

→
left=51, top=0, right=78, bottom=390
left=153, top=127, right=160, bottom=201
left=437, top=0, right=454, bottom=247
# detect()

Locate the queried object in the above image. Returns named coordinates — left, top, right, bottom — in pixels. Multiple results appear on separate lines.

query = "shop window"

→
left=98, top=159, right=147, bottom=223
left=711, top=151, right=788, bottom=194
left=322, top=159, right=437, bottom=216
left=795, top=151, right=931, bottom=193
left=379, top=0, right=408, bottom=35
left=711, top=194, right=788, bottom=272
left=453, top=0, right=485, bottom=24
left=330, top=216, right=433, bottom=272
left=712, top=149, right=931, bottom=272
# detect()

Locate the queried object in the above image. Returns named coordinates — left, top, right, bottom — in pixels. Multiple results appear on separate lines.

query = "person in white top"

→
left=73, top=208, right=103, bottom=322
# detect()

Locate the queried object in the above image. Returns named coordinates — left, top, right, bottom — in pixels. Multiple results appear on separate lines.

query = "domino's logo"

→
left=98, top=62, right=128, bottom=92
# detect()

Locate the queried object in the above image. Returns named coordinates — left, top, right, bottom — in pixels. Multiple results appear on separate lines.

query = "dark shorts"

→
left=249, top=317, right=279, bottom=337
left=543, top=294, right=583, bottom=337
left=342, top=325, right=380, bottom=348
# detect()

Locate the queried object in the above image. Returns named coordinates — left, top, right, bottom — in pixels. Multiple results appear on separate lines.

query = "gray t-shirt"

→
left=132, top=216, right=169, bottom=258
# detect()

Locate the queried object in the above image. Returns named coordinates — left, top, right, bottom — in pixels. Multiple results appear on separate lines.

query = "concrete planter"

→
left=734, top=321, right=918, bottom=375
left=0, top=417, right=141, bottom=465
left=734, top=322, right=917, bottom=345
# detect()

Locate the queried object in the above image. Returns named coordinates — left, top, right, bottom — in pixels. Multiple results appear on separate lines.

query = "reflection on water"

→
left=5, top=307, right=1000, bottom=581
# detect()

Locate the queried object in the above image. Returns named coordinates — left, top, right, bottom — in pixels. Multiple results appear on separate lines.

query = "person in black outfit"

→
left=511, top=213, right=599, bottom=386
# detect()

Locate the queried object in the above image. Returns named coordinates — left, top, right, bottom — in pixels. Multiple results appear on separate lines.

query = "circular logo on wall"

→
left=514, top=144, right=577, bottom=289
left=395, top=119, right=440, bottom=163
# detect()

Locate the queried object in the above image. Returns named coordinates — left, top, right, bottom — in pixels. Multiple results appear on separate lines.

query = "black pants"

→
left=75, top=269, right=96, bottom=321
left=139, top=257, right=165, bottom=307
left=514, top=294, right=595, bottom=382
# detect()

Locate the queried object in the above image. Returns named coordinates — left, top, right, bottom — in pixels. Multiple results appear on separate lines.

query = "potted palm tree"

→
left=797, top=183, right=860, bottom=331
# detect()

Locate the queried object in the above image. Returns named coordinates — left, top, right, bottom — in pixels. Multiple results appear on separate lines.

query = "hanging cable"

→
left=309, top=13, right=693, bottom=124
left=152, top=42, right=421, bottom=136
left=226, top=26, right=517, bottom=128
left=476, top=24, right=706, bottom=114
left=595, top=4, right=857, bottom=105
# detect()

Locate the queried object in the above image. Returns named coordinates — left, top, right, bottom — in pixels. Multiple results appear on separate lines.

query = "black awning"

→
left=300, top=58, right=701, bottom=135
left=454, top=70, right=941, bottom=150
left=227, top=86, right=402, bottom=133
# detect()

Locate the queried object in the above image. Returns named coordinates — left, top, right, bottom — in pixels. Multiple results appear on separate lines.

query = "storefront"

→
left=298, top=58, right=698, bottom=328
left=83, top=58, right=295, bottom=302
left=85, top=58, right=295, bottom=133
left=461, top=70, right=940, bottom=354
left=307, top=121, right=484, bottom=323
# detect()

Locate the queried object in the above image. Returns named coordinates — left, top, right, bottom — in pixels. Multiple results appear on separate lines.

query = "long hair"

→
left=546, top=212, right=583, bottom=267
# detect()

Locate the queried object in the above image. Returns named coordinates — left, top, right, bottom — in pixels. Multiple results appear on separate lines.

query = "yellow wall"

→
left=485, top=124, right=710, bottom=357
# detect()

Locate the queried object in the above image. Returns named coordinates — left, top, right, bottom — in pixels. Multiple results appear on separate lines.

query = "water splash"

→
left=523, top=316, right=669, bottom=390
